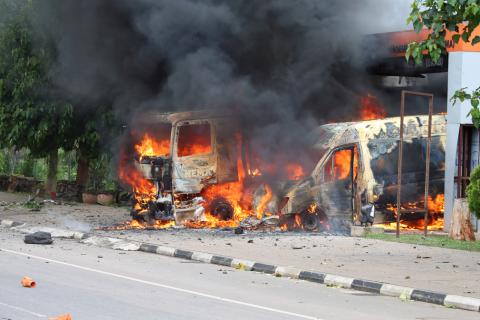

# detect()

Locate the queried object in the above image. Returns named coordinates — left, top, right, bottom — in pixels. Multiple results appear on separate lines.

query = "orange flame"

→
left=380, top=193, right=445, bottom=231
left=256, top=184, right=273, bottom=219
left=187, top=135, right=275, bottom=228
left=428, top=194, right=445, bottom=213
left=286, top=163, right=305, bottom=180
left=333, top=148, right=358, bottom=180
left=381, top=218, right=444, bottom=231
left=360, top=94, right=386, bottom=120
left=120, top=132, right=277, bottom=230
left=135, top=133, right=170, bottom=159
left=294, top=214, right=302, bottom=228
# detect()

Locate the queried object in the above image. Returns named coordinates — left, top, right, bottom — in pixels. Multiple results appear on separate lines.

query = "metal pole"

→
left=423, top=96, right=433, bottom=237
left=396, top=91, right=406, bottom=238
left=397, top=90, right=434, bottom=238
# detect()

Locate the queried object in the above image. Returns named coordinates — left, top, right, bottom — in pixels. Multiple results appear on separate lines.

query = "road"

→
left=0, top=229, right=477, bottom=320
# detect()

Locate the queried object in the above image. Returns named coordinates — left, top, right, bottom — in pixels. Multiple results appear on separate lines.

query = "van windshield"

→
left=177, top=123, right=212, bottom=157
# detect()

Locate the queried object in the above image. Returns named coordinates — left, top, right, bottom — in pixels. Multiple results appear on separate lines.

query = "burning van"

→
left=119, top=110, right=278, bottom=228
left=280, top=114, right=447, bottom=232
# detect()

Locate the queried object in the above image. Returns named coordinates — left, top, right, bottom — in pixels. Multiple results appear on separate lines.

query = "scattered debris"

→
left=247, top=239, right=254, bottom=243
left=291, top=244, right=304, bottom=250
left=21, top=277, right=36, bottom=288
left=24, top=231, right=53, bottom=245
left=234, top=226, right=244, bottom=234
left=416, top=255, right=431, bottom=259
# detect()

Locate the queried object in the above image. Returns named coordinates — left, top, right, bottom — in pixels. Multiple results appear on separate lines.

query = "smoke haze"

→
left=8, top=0, right=417, bottom=173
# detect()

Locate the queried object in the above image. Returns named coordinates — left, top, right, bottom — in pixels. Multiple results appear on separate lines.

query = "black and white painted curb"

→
left=2, top=220, right=480, bottom=313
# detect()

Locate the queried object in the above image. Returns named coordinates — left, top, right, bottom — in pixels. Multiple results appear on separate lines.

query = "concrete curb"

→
left=1, top=221, right=479, bottom=313
left=134, top=240, right=480, bottom=312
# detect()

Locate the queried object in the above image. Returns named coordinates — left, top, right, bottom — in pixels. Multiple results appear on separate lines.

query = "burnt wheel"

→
left=209, top=198, right=234, bottom=220
left=301, top=212, right=320, bottom=231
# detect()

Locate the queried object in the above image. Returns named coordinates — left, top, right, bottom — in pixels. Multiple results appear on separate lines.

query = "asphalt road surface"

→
left=0, top=229, right=477, bottom=320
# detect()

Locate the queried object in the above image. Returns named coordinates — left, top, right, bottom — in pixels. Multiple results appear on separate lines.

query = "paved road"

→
left=0, top=229, right=477, bottom=320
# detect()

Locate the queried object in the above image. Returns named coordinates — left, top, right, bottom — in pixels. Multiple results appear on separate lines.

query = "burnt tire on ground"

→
left=209, top=198, right=234, bottom=220
left=300, top=212, right=320, bottom=231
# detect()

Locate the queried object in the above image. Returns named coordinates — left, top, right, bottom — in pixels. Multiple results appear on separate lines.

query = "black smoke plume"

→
left=28, top=0, right=414, bottom=174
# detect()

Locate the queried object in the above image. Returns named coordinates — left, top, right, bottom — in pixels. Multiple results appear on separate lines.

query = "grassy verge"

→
left=366, top=233, right=480, bottom=251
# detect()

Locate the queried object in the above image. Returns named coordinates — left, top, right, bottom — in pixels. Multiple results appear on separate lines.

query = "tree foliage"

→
left=0, top=1, right=118, bottom=191
left=407, top=0, right=480, bottom=64
left=407, top=0, right=480, bottom=128
left=466, top=165, right=480, bottom=218
left=451, top=85, right=480, bottom=127
left=0, top=0, right=75, bottom=157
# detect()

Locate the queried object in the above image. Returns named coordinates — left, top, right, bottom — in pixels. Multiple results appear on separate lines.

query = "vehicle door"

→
left=172, top=119, right=217, bottom=193
left=315, top=145, right=358, bottom=221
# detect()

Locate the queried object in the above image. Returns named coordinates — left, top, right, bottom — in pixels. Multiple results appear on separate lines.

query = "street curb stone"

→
left=298, top=271, right=325, bottom=283
left=211, top=255, right=233, bottom=267
left=445, top=295, right=480, bottom=311
left=139, top=243, right=158, bottom=253
left=251, top=263, right=277, bottom=274
left=275, top=266, right=302, bottom=278
left=174, top=249, right=193, bottom=260
left=2, top=220, right=480, bottom=313
left=410, top=289, right=446, bottom=305
left=351, top=279, right=383, bottom=294
left=324, top=274, right=354, bottom=288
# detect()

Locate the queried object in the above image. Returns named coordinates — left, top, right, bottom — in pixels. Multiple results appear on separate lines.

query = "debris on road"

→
left=21, top=276, right=36, bottom=288
left=48, top=314, right=72, bottom=320
left=234, top=226, right=244, bottom=234
left=24, top=231, right=53, bottom=245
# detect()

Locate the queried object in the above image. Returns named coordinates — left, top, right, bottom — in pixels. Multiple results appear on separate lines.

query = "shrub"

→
left=466, top=165, right=480, bottom=219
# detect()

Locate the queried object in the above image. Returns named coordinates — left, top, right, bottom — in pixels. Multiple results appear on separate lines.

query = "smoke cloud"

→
left=25, top=0, right=415, bottom=173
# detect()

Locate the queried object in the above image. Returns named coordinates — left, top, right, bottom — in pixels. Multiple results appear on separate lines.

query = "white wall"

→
left=445, top=52, right=480, bottom=231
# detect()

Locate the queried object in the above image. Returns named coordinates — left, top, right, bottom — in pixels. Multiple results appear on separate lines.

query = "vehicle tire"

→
left=301, top=212, right=320, bottom=231
left=209, top=198, right=234, bottom=220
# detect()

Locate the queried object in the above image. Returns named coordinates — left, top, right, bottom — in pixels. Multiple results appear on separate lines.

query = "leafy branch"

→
left=406, top=0, right=480, bottom=65
left=451, top=86, right=480, bottom=128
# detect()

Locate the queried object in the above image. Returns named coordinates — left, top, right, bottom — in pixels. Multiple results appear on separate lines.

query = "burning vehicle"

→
left=280, top=114, right=447, bottom=232
left=119, top=110, right=288, bottom=229
left=119, top=109, right=446, bottom=233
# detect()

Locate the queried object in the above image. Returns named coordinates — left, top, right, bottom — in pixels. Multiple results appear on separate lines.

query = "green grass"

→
left=366, top=233, right=480, bottom=251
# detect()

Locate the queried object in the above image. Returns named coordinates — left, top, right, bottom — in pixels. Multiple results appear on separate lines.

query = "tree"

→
left=73, top=106, right=117, bottom=191
left=0, top=0, right=75, bottom=195
left=406, top=0, right=480, bottom=127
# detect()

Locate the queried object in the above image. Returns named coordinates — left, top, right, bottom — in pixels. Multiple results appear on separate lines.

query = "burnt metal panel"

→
left=215, top=120, right=239, bottom=183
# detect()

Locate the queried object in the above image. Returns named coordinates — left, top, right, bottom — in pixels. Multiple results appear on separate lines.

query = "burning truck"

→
left=119, top=110, right=283, bottom=229
left=119, top=110, right=446, bottom=232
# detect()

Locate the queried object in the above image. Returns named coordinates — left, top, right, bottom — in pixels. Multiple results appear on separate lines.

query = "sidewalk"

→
left=1, top=191, right=479, bottom=298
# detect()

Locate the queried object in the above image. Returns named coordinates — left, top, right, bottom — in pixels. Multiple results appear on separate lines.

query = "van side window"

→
left=324, top=146, right=358, bottom=182
left=334, top=149, right=352, bottom=180
left=177, top=123, right=212, bottom=157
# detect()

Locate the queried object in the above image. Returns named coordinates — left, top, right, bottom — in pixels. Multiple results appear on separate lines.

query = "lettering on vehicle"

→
left=183, top=167, right=215, bottom=178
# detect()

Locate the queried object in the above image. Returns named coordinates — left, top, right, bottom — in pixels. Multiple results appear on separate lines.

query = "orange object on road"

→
left=48, top=314, right=72, bottom=320
left=21, top=277, right=36, bottom=288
